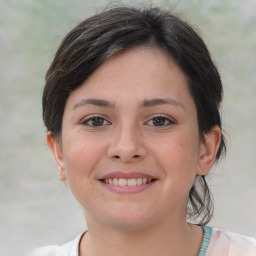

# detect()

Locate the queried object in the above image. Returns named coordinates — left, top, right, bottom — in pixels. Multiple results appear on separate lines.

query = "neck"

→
left=80, top=214, right=203, bottom=256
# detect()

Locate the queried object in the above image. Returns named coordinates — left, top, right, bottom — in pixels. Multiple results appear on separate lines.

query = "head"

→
left=43, top=6, right=226, bottom=225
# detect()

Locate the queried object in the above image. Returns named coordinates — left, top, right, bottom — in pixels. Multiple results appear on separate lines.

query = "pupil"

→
left=92, top=117, right=103, bottom=126
left=153, top=117, right=165, bottom=126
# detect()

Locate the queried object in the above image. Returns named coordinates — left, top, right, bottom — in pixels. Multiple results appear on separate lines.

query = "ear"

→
left=46, top=131, right=67, bottom=181
left=196, top=126, right=221, bottom=176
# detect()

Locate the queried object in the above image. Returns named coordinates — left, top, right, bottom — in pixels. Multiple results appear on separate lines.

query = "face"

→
left=48, top=47, right=219, bottom=230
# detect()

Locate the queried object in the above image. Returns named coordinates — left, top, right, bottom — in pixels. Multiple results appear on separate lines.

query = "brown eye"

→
left=83, top=117, right=109, bottom=126
left=146, top=116, right=174, bottom=127
left=152, top=117, right=167, bottom=126
left=91, top=117, right=104, bottom=126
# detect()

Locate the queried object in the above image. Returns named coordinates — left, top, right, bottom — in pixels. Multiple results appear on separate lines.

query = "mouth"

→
left=101, top=178, right=156, bottom=186
left=98, top=171, right=157, bottom=193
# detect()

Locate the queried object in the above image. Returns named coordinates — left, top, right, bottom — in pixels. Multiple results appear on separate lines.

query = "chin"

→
left=102, top=204, right=155, bottom=230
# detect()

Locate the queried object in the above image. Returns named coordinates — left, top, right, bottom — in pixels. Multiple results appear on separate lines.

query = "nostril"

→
left=113, top=154, right=140, bottom=160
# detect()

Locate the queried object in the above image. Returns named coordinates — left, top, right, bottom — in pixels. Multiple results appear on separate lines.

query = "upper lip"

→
left=99, top=171, right=157, bottom=180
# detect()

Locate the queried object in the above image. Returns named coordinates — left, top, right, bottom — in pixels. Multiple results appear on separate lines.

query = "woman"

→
left=33, top=6, right=256, bottom=256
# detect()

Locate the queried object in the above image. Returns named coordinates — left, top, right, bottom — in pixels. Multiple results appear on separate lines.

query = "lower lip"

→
left=100, top=180, right=156, bottom=194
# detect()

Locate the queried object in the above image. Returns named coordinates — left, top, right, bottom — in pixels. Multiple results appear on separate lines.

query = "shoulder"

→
left=29, top=233, right=85, bottom=256
left=207, top=227, right=256, bottom=256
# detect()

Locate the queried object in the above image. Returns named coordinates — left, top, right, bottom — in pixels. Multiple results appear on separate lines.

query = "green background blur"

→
left=1, top=0, right=256, bottom=255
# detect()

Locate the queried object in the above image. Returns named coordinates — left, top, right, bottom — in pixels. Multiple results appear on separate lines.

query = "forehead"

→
left=66, top=47, right=193, bottom=109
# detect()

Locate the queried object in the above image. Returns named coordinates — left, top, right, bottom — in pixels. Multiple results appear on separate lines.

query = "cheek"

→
left=151, top=128, right=200, bottom=177
left=162, top=134, right=198, bottom=157
left=62, top=133, right=106, bottom=179
left=61, top=134, right=106, bottom=206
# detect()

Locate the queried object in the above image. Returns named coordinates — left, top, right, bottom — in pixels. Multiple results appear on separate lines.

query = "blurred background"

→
left=0, top=0, right=255, bottom=255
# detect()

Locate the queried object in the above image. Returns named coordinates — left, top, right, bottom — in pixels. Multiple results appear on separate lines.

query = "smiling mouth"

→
left=101, top=178, right=156, bottom=186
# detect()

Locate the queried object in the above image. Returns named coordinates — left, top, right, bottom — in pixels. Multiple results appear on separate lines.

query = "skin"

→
left=47, top=47, right=220, bottom=256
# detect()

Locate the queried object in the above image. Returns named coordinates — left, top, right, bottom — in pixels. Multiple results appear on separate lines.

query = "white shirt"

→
left=29, top=227, right=256, bottom=256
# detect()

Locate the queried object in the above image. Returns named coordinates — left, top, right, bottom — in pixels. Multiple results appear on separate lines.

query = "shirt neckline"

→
left=72, top=226, right=213, bottom=256
left=198, top=226, right=213, bottom=256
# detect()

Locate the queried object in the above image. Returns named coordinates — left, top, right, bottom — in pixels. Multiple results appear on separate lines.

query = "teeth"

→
left=119, top=178, right=128, bottom=186
left=104, top=178, right=153, bottom=186
left=127, top=178, right=136, bottom=186
left=137, top=178, right=142, bottom=185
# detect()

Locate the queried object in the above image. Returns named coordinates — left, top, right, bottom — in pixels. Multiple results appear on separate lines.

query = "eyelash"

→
left=81, top=116, right=111, bottom=127
left=145, top=115, right=176, bottom=127
left=81, top=115, right=175, bottom=127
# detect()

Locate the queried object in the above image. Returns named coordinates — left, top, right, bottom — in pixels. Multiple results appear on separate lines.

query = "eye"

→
left=146, top=116, right=175, bottom=127
left=82, top=116, right=110, bottom=127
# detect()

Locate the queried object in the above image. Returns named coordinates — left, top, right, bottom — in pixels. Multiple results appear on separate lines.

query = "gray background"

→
left=0, top=0, right=255, bottom=255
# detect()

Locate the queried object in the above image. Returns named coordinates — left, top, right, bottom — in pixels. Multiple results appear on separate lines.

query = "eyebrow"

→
left=73, top=97, right=184, bottom=110
left=73, top=98, right=115, bottom=109
left=140, top=98, right=184, bottom=109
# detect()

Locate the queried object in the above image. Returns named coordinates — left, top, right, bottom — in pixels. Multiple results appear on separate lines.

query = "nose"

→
left=107, top=123, right=147, bottom=162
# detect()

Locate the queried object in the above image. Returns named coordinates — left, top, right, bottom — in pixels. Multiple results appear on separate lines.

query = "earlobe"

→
left=197, top=126, right=221, bottom=176
left=46, top=132, right=67, bottom=181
